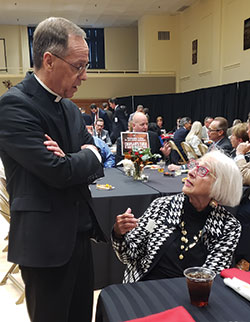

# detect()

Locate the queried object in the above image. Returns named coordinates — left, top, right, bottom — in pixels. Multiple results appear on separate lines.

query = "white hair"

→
left=201, top=150, right=242, bottom=207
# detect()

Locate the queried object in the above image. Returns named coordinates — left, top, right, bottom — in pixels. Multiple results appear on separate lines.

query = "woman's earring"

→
left=209, top=199, right=218, bottom=208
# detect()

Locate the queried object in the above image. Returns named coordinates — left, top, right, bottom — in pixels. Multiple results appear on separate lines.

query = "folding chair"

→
left=181, top=142, right=198, bottom=160
left=0, top=178, right=25, bottom=304
left=168, top=140, right=187, bottom=164
left=198, top=143, right=208, bottom=156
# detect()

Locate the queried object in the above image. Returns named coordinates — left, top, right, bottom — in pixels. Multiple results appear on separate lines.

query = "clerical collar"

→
left=34, top=74, right=62, bottom=102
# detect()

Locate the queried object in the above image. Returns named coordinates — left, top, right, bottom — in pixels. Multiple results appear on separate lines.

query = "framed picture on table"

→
left=121, top=132, right=149, bottom=155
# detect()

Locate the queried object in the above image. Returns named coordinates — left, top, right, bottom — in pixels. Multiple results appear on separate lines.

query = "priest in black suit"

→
left=0, top=17, right=105, bottom=322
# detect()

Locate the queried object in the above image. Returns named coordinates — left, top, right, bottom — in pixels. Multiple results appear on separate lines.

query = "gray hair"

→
left=179, top=117, right=191, bottom=127
left=33, top=17, right=86, bottom=70
left=201, top=150, right=242, bottom=207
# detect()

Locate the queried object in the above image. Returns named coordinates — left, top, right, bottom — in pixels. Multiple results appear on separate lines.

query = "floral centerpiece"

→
left=124, top=147, right=161, bottom=180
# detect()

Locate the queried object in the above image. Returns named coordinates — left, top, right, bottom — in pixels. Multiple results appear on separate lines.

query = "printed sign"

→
left=121, top=132, right=150, bottom=155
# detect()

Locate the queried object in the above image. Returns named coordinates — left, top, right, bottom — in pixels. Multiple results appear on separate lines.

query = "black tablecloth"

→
left=143, top=168, right=186, bottom=196
left=96, top=276, right=250, bottom=322
left=90, top=168, right=159, bottom=289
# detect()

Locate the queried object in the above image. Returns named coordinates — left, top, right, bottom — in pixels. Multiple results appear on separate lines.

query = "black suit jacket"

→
left=110, top=106, right=128, bottom=144
left=115, top=131, right=162, bottom=165
left=208, top=136, right=233, bottom=155
left=0, top=72, right=105, bottom=267
left=170, top=127, right=189, bottom=164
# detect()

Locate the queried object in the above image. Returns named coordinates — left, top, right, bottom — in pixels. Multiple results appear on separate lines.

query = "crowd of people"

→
left=0, top=15, right=249, bottom=322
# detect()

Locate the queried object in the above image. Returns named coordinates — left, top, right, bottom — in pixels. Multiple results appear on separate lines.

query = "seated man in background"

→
left=170, top=117, right=192, bottom=164
left=207, top=116, right=232, bottom=155
left=201, top=116, right=213, bottom=140
left=93, top=118, right=112, bottom=147
left=115, top=112, right=170, bottom=165
left=87, top=126, right=115, bottom=168
left=90, top=103, right=112, bottom=134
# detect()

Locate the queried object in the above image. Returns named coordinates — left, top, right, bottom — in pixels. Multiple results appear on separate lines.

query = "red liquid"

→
left=187, top=279, right=213, bottom=307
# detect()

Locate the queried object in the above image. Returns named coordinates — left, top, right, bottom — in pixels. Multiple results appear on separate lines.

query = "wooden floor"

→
left=0, top=218, right=100, bottom=322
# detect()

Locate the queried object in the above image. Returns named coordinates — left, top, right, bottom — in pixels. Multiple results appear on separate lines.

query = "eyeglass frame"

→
left=207, top=128, right=222, bottom=132
left=187, top=160, right=216, bottom=179
left=51, top=53, right=90, bottom=75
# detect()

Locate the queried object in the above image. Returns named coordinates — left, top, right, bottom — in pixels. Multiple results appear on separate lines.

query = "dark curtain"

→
left=117, top=81, right=244, bottom=132
left=238, top=81, right=250, bottom=121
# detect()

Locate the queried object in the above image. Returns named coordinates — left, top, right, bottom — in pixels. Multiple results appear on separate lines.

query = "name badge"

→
left=145, top=219, right=156, bottom=233
left=114, top=117, right=118, bottom=123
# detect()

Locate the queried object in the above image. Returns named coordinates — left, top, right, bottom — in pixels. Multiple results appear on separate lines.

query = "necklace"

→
left=179, top=220, right=202, bottom=260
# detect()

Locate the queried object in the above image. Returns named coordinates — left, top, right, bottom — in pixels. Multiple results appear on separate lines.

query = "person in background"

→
left=81, top=107, right=92, bottom=125
left=102, top=102, right=113, bottom=122
left=208, top=117, right=232, bottom=155
left=171, top=116, right=182, bottom=133
left=0, top=17, right=106, bottom=322
left=112, top=151, right=242, bottom=282
left=93, top=118, right=112, bottom=147
left=233, top=117, right=250, bottom=271
left=93, top=137, right=115, bottom=168
left=128, top=105, right=144, bottom=123
left=170, top=117, right=192, bottom=164
left=115, top=112, right=170, bottom=165
left=201, top=116, right=213, bottom=140
left=227, top=118, right=242, bottom=137
left=185, top=121, right=203, bottom=159
left=109, top=97, right=128, bottom=144
left=90, top=103, right=112, bottom=134
left=230, top=122, right=249, bottom=158
left=156, top=116, right=166, bottom=135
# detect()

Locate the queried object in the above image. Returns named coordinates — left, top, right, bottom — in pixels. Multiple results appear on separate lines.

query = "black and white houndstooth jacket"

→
left=112, top=193, right=241, bottom=283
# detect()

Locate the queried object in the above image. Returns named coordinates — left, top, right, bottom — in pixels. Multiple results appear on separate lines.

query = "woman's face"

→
left=182, top=159, right=215, bottom=202
left=230, top=134, right=241, bottom=148
left=157, top=119, right=163, bottom=127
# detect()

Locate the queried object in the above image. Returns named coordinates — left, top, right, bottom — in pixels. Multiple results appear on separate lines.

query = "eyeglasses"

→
left=51, top=53, right=89, bottom=75
left=207, top=128, right=221, bottom=132
left=187, top=160, right=216, bottom=179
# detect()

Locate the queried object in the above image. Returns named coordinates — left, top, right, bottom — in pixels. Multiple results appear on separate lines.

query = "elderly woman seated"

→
left=112, top=150, right=242, bottom=283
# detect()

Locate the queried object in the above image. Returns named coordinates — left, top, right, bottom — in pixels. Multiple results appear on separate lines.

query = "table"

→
left=95, top=276, right=250, bottom=322
left=143, top=168, right=186, bottom=196
left=90, top=168, right=160, bottom=289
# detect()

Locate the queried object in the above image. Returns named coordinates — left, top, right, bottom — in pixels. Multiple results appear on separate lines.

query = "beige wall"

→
left=0, top=73, right=175, bottom=98
left=104, top=27, right=138, bottom=70
left=138, top=15, right=179, bottom=74
left=177, top=0, right=250, bottom=92
left=0, top=25, right=29, bottom=74
left=2, top=0, right=250, bottom=97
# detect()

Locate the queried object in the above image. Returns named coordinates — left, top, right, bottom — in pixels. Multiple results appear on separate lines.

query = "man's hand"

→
left=160, top=142, right=171, bottom=157
left=113, top=208, right=138, bottom=238
left=44, top=134, right=65, bottom=157
left=236, top=141, right=250, bottom=155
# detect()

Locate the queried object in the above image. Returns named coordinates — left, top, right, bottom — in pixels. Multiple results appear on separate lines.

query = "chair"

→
left=181, top=142, right=198, bottom=160
left=168, top=140, right=187, bottom=164
left=198, top=143, right=208, bottom=156
left=0, top=178, right=25, bottom=305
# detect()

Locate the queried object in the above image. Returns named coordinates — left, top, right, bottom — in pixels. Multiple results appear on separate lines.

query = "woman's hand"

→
left=114, top=208, right=138, bottom=238
left=44, top=134, right=65, bottom=157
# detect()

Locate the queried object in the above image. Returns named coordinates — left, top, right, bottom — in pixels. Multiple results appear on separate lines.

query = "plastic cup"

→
left=184, top=267, right=216, bottom=307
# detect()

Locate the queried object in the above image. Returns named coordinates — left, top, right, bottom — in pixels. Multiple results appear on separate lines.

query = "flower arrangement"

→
left=124, top=147, right=161, bottom=180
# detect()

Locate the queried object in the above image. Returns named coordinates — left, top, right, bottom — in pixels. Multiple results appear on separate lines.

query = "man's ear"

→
left=43, top=52, right=54, bottom=71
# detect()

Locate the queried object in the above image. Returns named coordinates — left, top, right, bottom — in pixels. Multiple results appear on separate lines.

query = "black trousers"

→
left=20, top=232, right=94, bottom=322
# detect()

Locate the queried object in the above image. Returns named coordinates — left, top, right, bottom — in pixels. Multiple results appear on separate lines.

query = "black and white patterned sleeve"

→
left=203, top=210, right=241, bottom=273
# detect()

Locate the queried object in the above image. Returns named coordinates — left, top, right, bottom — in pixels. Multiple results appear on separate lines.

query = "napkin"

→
left=221, top=268, right=250, bottom=302
left=124, top=306, right=195, bottom=322
left=220, top=268, right=250, bottom=284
